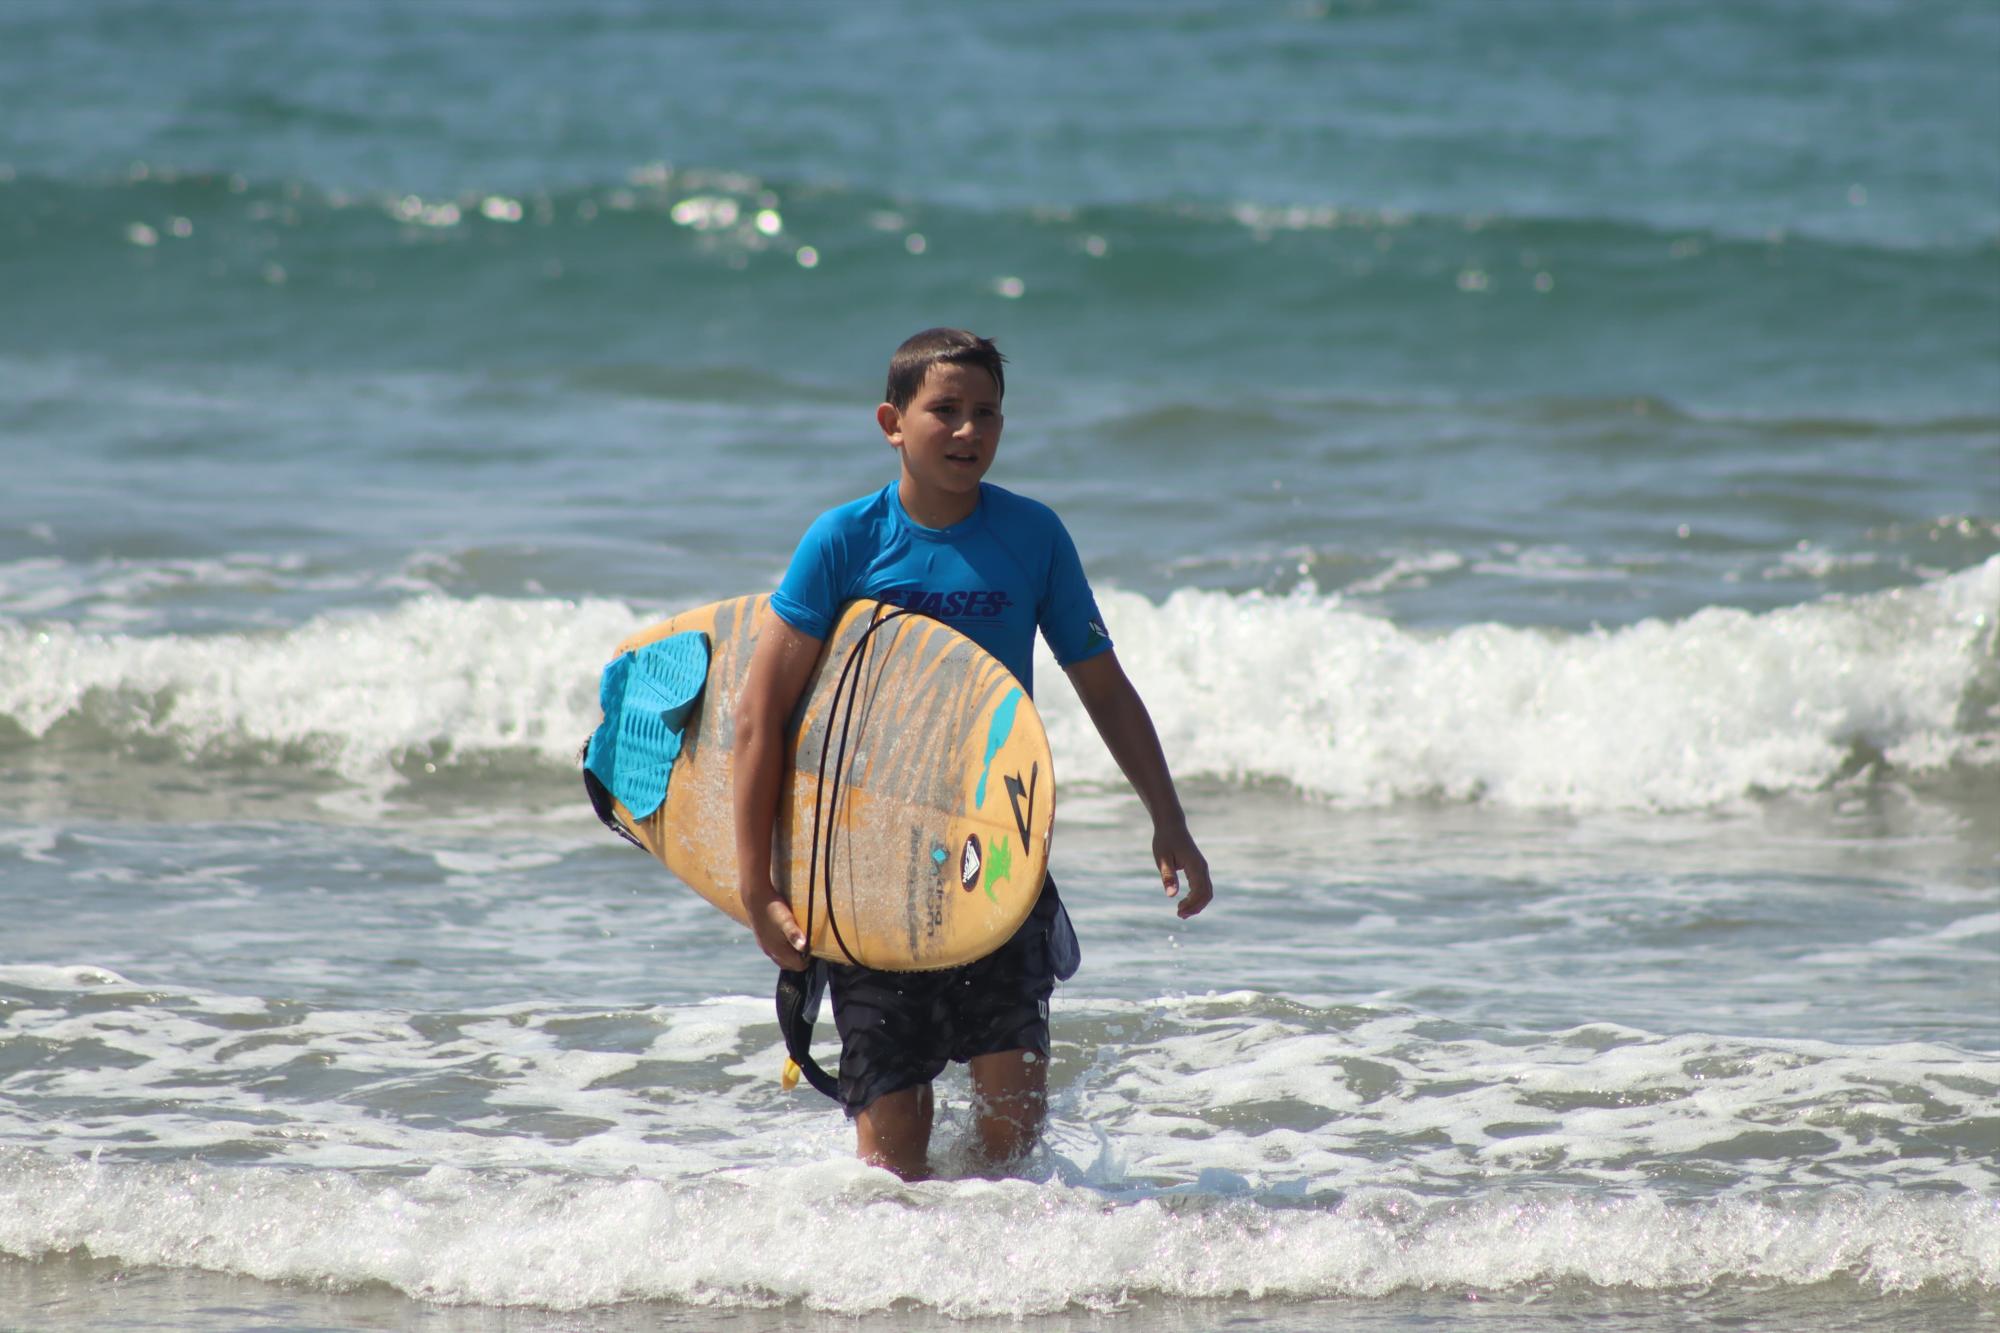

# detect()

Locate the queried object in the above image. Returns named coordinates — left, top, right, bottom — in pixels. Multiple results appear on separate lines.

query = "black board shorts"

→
left=827, top=877, right=1077, bottom=1116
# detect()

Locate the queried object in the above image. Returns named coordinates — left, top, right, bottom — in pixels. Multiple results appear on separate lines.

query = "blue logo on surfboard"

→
left=974, top=687, right=1022, bottom=808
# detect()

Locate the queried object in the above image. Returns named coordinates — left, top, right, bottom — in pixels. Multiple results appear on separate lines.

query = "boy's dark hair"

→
left=884, top=328, right=1006, bottom=410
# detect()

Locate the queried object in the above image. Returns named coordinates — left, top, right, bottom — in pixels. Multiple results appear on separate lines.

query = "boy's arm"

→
left=1062, top=649, right=1214, bottom=919
left=733, top=607, right=825, bottom=970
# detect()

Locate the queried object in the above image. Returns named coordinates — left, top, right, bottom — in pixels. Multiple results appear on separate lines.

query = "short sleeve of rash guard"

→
left=1038, top=516, right=1113, bottom=667
left=769, top=509, right=849, bottom=641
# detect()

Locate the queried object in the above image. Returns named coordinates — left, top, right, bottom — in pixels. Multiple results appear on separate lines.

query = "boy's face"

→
left=878, top=362, right=1004, bottom=503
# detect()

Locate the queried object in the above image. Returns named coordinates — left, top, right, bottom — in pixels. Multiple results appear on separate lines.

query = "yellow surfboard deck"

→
left=602, top=596, right=1055, bottom=971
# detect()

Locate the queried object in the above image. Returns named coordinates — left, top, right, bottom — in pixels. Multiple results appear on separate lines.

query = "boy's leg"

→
left=968, top=1048, right=1046, bottom=1167
left=833, top=880, right=1068, bottom=1178
left=954, top=878, right=1065, bottom=1170
left=829, top=962, right=951, bottom=1179
left=854, top=1081, right=934, bottom=1180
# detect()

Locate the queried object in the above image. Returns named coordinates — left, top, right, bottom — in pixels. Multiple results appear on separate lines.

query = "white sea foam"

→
left=0, top=559, right=1994, bottom=810
left=4, top=971, right=1993, bottom=1200
left=3, top=967, right=1995, bottom=1313
left=0, top=1151, right=1991, bottom=1315
left=0, top=593, right=649, bottom=781
left=1043, top=556, right=1999, bottom=809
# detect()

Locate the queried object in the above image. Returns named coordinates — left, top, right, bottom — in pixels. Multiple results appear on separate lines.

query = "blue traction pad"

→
left=582, top=631, right=711, bottom=822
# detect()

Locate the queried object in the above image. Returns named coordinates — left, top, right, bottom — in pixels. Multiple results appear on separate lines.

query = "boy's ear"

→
left=875, top=401, right=902, bottom=445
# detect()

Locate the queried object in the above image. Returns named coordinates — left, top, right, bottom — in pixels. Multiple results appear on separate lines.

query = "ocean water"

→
left=3, top=1, right=1998, bottom=1329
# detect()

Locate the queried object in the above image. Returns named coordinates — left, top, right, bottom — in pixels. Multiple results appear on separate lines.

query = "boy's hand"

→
left=744, top=881, right=810, bottom=970
left=1153, top=821, right=1213, bottom=919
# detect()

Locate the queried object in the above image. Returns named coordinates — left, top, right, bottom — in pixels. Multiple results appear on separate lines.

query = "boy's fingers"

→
left=770, top=899, right=805, bottom=946
left=760, top=899, right=808, bottom=966
left=1173, top=858, right=1213, bottom=919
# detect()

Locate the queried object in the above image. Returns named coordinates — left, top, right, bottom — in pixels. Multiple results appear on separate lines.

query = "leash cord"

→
left=801, top=605, right=915, bottom=966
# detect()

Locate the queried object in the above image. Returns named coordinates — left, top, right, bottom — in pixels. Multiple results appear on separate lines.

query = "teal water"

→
left=3, top=2, right=1997, bottom=1328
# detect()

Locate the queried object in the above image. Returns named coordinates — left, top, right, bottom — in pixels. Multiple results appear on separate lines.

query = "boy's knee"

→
left=973, top=1096, right=1043, bottom=1164
left=855, top=1083, right=934, bottom=1180
left=969, top=1056, right=1047, bottom=1164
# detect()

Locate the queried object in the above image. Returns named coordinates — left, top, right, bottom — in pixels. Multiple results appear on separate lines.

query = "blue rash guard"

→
left=769, top=482, right=1111, bottom=695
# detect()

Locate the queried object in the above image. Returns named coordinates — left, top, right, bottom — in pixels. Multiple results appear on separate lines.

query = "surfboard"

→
left=591, top=596, right=1055, bottom=971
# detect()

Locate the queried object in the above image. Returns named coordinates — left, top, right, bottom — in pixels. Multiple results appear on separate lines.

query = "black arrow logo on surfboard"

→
left=1004, top=763, right=1037, bottom=853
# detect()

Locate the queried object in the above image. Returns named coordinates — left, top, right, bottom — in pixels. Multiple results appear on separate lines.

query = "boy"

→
left=732, top=327, right=1212, bottom=1180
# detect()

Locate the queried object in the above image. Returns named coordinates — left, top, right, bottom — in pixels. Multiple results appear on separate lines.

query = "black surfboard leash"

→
left=779, top=602, right=917, bottom=1101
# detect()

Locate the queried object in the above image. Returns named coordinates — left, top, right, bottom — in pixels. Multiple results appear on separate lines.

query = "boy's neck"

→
left=897, top=476, right=980, bottom=530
